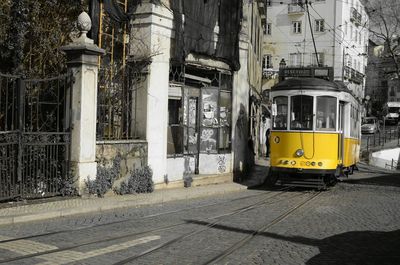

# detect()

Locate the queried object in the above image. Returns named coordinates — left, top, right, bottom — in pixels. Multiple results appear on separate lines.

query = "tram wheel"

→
left=349, top=165, right=354, bottom=175
left=324, top=174, right=337, bottom=187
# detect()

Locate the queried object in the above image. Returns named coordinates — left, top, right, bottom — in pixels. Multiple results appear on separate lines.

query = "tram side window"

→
left=273, top=96, right=288, bottom=130
left=316, top=96, right=337, bottom=131
left=290, top=95, right=313, bottom=130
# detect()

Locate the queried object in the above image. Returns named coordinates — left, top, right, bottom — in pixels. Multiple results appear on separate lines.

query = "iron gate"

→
left=0, top=73, right=72, bottom=201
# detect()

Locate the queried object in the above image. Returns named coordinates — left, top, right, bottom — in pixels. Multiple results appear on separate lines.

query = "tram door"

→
left=338, top=102, right=345, bottom=163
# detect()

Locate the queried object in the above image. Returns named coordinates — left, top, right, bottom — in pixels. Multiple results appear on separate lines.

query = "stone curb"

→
left=0, top=183, right=247, bottom=226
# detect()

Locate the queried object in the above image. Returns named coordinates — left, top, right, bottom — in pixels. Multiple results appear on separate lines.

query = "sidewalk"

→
left=0, top=166, right=271, bottom=226
left=361, top=136, right=400, bottom=162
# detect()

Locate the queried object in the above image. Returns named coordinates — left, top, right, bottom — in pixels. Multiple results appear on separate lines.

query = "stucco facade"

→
left=127, top=0, right=266, bottom=186
left=263, top=0, right=369, bottom=100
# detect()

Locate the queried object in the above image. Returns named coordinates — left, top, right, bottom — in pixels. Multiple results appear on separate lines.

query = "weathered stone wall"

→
left=96, top=140, right=148, bottom=180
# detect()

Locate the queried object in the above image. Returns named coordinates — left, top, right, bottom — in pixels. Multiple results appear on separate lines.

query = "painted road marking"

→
left=0, top=235, right=160, bottom=264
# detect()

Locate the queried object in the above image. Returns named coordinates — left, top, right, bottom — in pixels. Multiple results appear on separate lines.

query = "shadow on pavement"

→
left=185, top=219, right=400, bottom=265
left=343, top=173, right=400, bottom=188
left=304, top=229, right=400, bottom=265
left=237, top=164, right=269, bottom=189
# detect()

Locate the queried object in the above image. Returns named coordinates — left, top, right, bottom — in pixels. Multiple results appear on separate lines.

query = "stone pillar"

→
left=61, top=12, right=105, bottom=194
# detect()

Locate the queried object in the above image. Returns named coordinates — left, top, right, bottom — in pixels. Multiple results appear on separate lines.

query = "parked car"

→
left=361, top=117, right=380, bottom=134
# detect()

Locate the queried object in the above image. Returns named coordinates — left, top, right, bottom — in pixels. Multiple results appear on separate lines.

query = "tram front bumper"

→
left=271, top=166, right=336, bottom=175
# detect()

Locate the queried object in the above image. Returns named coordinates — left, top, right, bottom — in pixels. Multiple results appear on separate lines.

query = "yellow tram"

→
left=268, top=77, right=361, bottom=189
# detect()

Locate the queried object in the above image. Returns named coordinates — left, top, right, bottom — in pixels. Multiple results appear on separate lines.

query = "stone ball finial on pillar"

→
left=76, top=11, right=93, bottom=44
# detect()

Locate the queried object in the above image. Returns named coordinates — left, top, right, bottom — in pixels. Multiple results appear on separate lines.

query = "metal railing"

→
left=350, top=7, right=362, bottom=26
left=362, top=125, right=400, bottom=153
left=0, top=73, right=72, bottom=201
left=288, top=3, right=304, bottom=13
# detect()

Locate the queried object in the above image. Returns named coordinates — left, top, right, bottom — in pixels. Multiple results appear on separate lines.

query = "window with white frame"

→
left=292, top=21, right=302, bottom=34
left=263, top=54, right=273, bottom=69
left=315, top=19, right=325, bottom=32
left=289, top=53, right=303, bottom=66
left=347, top=55, right=352, bottom=67
left=312, top=52, right=324, bottom=66
left=266, top=23, right=272, bottom=35
left=316, top=96, right=337, bottom=131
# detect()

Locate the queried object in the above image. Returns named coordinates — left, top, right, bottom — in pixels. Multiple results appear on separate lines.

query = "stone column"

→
left=61, top=12, right=105, bottom=194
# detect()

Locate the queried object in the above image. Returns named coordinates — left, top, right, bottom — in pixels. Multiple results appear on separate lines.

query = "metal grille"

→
left=0, top=73, right=72, bottom=201
left=97, top=65, right=144, bottom=140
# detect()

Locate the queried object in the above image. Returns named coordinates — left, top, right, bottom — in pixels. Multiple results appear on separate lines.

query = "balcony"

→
left=288, top=3, right=304, bottom=14
left=344, top=66, right=364, bottom=84
left=262, top=68, right=278, bottom=80
left=350, top=7, right=362, bottom=26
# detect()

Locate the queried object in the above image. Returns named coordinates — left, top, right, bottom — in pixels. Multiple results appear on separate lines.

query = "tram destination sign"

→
left=279, top=67, right=333, bottom=81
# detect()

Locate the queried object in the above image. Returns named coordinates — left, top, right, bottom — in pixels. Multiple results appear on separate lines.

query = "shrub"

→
left=86, top=156, right=122, bottom=197
left=59, top=177, right=78, bottom=196
left=114, top=166, right=154, bottom=195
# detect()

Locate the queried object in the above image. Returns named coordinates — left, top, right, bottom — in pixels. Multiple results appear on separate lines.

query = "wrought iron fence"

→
left=97, top=63, right=146, bottom=141
left=0, top=73, right=72, bottom=201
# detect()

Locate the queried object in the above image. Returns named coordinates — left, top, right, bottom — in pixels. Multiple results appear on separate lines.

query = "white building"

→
left=263, top=0, right=369, bottom=100
left=123, top=0, right=266, bottom=187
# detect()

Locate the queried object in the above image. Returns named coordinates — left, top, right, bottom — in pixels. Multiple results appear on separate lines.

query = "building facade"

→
left=263, top=0, right=369, bottom=100
left=123, top=0, right=266, bottom=187
left=365, top=39, right=387, bottom=116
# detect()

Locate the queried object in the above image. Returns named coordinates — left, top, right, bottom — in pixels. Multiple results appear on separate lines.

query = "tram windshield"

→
left=316, top=96, right=337, bottom=131
left=290, top=95, right=313, bottom=130
left=272, top=96, right=288, bottom=130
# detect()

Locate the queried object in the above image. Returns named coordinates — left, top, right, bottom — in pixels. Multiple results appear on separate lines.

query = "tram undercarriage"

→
left=267, top=164, right=358, bottom=190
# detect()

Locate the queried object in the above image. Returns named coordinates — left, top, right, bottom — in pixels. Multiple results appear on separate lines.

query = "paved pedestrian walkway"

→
left=0, top=164, right=271, bottom=226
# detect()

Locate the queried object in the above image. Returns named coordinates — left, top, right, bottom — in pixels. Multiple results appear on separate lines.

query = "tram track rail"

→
left=0, top=188, right=297, bottom=264
left=0, top=188, right=287, bottom=245
left=111, top=190, right=318, bottom=265
left=202, top=191, right=322, bottom=265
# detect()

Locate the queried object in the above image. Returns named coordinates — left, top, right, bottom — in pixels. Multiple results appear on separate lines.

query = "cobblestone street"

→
left=0, top=164, right=399, bottom=265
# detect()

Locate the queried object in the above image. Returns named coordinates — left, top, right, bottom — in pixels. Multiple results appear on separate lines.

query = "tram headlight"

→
left=274, top=136, right=280, bottom=143
left=291, top=161, right=296, bottom=165
left=318, top=162, right=323, bottom=167
left=295, top=149, right=304, bottom=157
left=311, top=162, right=316, bottom=166
left=306, top=161, right=311, bottom=166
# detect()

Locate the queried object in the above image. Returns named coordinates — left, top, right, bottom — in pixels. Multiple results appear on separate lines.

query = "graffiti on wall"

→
left=217, top=155, right=227, bottom=173
left=200, top=128, right=217, bottom=152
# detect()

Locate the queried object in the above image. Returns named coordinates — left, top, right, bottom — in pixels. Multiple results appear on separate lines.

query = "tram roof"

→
left=272, top=78, right=349, bottom=92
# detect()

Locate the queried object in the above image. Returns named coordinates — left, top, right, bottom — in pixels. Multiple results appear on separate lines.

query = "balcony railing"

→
left=288, top=3, right=304, bottom=14
left=344, top=66, right=364, bottom=84
left=350, top=7, right=362, bottom=26
left=262, top=68, right=278, bottom=79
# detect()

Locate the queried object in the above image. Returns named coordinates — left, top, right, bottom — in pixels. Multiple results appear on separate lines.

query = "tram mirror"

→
left=272, top=103, right=277, bottom=116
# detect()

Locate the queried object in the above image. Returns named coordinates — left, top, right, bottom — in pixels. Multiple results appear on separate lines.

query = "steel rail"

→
left=112, top=189, right=309, bottom=265
left=0, top=189, right=293, bottom=263
left=202, top=191, right=322, bottom=265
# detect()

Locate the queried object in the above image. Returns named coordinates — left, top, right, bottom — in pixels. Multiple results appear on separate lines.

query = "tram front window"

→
left=290, top=95, right=313, bottom=130
left=273, top=96, right=288, bottom=130
left=316, top=96, right=337, bottom=131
